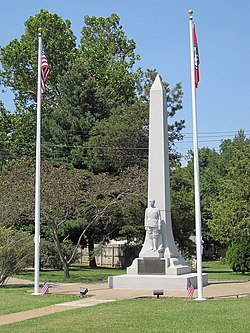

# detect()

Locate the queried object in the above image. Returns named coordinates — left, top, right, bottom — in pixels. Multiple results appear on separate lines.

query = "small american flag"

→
left=187, top=279, right=195, bottom=298
left=42, top=276, right=49, bottom=295
left=41, top=45, right=49, bottom=94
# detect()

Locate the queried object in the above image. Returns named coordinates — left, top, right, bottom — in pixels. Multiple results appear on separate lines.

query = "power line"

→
left=0, top=130, right=249, bottom=155
left=182, top=130, right=250, bottom=135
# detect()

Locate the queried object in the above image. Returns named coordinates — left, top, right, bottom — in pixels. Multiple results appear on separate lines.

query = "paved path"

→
left=0, top=278, right=249, bottom=326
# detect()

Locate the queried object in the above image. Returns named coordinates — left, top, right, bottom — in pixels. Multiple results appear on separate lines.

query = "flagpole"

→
left=33, top=27, right=42, bottom=295
left=188, top=10, right=205, bottom=301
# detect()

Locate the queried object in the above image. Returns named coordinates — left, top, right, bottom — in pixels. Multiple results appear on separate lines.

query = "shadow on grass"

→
left=1, top=284, right=34, bottom=289
left=69, top=265, right=125, bottom=271
left=208, top=280, right=249, bottom=285
left=204, top=269, right=250, bottom=276
left=203, top=270, right=232, bottom=273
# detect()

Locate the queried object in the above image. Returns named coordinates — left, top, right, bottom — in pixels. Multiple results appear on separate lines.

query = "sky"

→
left=1, top=0, right=250, bottom=158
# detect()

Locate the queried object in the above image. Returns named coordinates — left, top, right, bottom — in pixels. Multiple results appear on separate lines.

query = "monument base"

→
left=108, top=257, right=208, bottom=291
left=127, top=257, right=191, bottom=275
left=108, top=273, right=208, bottom=291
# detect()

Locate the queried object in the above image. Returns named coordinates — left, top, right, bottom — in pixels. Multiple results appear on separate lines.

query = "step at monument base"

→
left=108, top=273, right=208, bottom=291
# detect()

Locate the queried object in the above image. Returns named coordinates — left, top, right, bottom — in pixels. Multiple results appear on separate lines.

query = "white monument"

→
left=108, top=75, right=208, bottom=290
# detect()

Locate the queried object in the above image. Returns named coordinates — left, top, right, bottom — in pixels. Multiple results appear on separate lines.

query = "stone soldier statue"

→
left=144, top=199, right=161, bottom=251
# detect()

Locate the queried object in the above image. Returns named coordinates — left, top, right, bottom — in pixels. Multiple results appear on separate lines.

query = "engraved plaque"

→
left=138, top=259, right=165, bottom=275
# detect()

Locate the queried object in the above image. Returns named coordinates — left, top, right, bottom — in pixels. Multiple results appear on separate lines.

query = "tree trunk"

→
left=63, top=261, right=70, bottom=279
left=88, top=235, right=97, bottom=268
left=50, top=222, right=71, bottom=278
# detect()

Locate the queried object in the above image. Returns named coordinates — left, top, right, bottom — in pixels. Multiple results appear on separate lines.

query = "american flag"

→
left=41, top=45, right=49, bottom=94
left=42, top=276, right=49, bottom=295
left=187, top=279, right=195, bottom=298
left=193, top=24, right=200, bottom=89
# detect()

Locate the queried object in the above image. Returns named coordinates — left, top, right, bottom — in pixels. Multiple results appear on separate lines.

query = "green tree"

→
left=0, top=10, right=77, bottom=163
left=84, top=70, right=185, bottom=174
left=170, top=164, right=195, bottom=256
left=0, top=158, right=86, bottom=278
left=208, top=132, right=250, bottom=244
left=170, top=146, right=224, bottom=256
left=43, top=13, right=144, bottom=169
left=80, top=13, right=140, bottom=108
left=0, top=9, right=76, bottom=108
left=0, top=12, right=185, bottom=173
left=226, top=237, right=250, bottom=274
left=0, top=159, right=148, bottom=276
left=0, top=12, right=146, bottom=169
left=194, top=147, right=223, bottom=242
left=0, top=226, right=33, bottom=285
left=84, top=104, right=148, bottom=173
left=41, top=59, right=110, bottom=167
left=0, top=103, right=14, bottom=168
left=0, top=10, right=188, bottom=263
left=70, top=165, right=147, bottom=268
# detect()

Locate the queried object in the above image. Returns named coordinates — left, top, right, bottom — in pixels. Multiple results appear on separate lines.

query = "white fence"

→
left=79, top=243, right=126, bottom=268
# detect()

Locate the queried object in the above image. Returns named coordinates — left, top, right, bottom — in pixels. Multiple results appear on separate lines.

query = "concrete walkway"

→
left=0, top=278, right=249, bottom=326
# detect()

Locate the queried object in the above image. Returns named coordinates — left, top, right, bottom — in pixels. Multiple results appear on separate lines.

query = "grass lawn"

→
left=2, top=260, right=249, bottom=332
left=13, top=260, right=249, bottom=284
left=0, top=288, right=79, bottom=315
left=202, top=260, right=250, bottom=280
left=14, top=265, right=126, bottom=284
left=1, top=296, right=249, bottom=333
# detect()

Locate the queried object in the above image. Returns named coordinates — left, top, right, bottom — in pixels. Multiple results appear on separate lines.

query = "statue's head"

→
left=149, top=199, right=155, bottom=207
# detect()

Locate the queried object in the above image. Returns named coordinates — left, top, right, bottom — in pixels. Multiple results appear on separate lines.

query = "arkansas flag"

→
left=193, top=24, right=200, bottom=88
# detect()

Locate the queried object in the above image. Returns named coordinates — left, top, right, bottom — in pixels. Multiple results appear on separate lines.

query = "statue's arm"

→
left=144, top=209, right=148, bottom=227
left=158, top=210, right=161, bottom=230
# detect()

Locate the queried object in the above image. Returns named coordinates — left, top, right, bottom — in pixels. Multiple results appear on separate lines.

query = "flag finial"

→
left=188, top=9, right=193, bottom=15
left=38, top=27, right=43, bottom=33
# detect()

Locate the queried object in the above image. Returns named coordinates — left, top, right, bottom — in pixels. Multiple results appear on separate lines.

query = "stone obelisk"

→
left=138, top=75, right=189, bottom=272
left=108, top=75, right=208, bottom=290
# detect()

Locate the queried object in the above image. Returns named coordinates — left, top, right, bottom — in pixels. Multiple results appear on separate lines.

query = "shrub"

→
left=0, top=226, right=33, bottom=285
left=226, top=237, right=250, bottom=274
left=40, top=239, right=79, bottom=269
